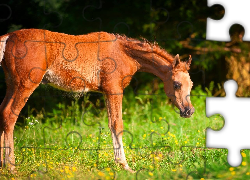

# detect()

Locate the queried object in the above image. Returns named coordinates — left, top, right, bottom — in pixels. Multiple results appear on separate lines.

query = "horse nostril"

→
left=180, top=107, right=194, bottom=117
left=181, top=107, right=192, bottom=116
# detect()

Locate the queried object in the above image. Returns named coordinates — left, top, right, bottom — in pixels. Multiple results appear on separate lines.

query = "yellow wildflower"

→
left=242, top=152, right=246, bottom=157
left=72, top=167, right=77, bottom=172
left=98, top=171, right=105, bottom=177
left=154, top=156, right=160, bottom=161
left=106, top=168, right=111, bottom=172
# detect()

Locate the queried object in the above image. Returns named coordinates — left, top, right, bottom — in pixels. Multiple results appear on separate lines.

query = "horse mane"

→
left=116, top=34, right=188, bottom=72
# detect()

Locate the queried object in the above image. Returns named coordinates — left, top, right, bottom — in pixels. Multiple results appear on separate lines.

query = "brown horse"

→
left=0, top=29, right=194, bottom=172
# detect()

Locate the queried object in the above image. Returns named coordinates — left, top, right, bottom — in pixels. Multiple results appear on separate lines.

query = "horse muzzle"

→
left=180, top=107, right=195, bottom=118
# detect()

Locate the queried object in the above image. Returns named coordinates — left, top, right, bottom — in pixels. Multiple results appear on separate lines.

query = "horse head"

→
left=164, top=54, right=195, bottom=118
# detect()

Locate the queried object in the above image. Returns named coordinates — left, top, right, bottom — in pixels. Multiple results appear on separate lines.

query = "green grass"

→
left=1, top=84, right=250, bottom=180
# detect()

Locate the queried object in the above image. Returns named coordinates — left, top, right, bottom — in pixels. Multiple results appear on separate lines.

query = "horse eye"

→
left=174, top=82, right=181, bottom=90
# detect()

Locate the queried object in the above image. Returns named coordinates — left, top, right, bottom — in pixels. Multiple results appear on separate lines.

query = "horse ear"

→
left=173, top=54, right=180, bottom=67
left=187, top=55, right=192, bottom=67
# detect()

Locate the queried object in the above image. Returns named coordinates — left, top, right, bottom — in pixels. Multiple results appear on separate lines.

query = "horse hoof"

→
left=8, top=165, right=17, bottom=174
left=124, top=164, right=136, bottom=173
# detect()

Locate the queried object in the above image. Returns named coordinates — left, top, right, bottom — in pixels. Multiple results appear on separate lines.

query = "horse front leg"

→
left=105, top=93, right=135, bottom=173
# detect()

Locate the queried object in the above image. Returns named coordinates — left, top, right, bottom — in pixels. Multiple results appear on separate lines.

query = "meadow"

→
left=1, top=81, right=249, bottom=180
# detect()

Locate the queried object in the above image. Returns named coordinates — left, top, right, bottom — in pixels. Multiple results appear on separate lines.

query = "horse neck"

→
left=122, top=41, right=174, bottom=81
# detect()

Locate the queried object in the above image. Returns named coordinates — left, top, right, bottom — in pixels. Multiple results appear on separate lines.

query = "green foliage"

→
left=1, top=84, right=249, bottom=179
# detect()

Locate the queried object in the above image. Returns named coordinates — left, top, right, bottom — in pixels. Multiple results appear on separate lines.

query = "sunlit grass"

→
left=0, top=84, right=249, bottom=179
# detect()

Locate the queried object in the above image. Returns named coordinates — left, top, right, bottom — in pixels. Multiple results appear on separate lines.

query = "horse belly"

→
left=41, top=66, right=99, bottom=93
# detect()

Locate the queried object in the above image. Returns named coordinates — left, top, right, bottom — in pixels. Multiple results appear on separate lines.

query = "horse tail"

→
left=0, top=34, right=9, bottom=66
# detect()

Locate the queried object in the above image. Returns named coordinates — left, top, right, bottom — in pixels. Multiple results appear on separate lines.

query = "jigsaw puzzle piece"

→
left=223, top=24, right=250, bottom=96
left=206, top=80, right=250, bottom=167
left=207, top=0, right=250, bottom=41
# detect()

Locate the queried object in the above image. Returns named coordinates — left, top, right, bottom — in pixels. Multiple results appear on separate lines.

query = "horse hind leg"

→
left=0, top=63, right=16, bottom=168
left=1, top=82, right=42, bottom=172
left=0, top=91, right=15, bottom=169
left=0, top=64, right=45, bottom=172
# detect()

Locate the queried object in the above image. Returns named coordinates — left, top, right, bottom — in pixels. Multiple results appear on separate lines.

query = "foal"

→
left=0, top=29, right=194, bottom=172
